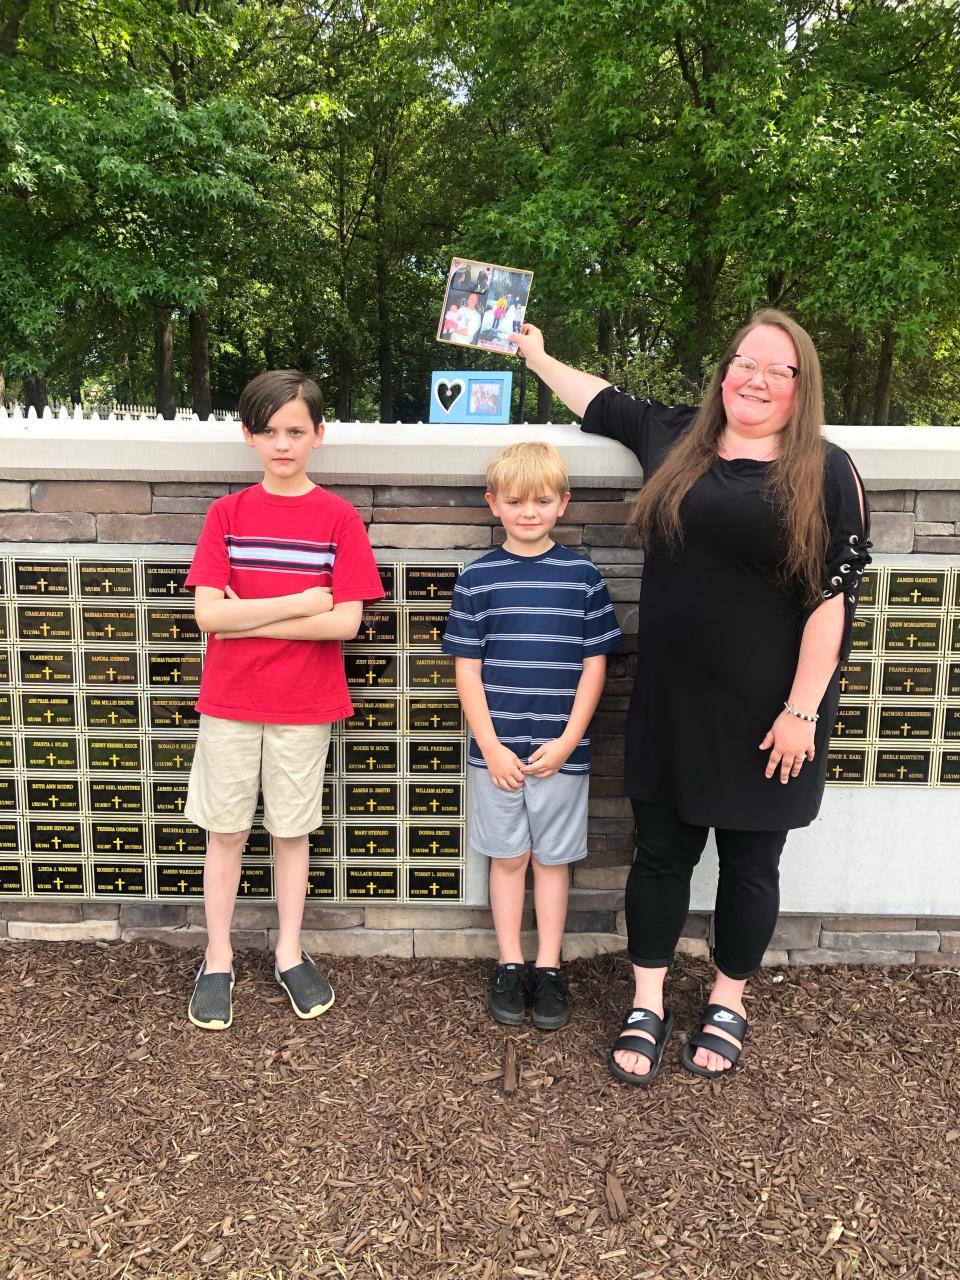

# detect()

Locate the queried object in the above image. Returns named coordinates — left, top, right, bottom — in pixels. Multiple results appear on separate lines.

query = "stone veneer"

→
left=1, top=417, right=959, bottom=963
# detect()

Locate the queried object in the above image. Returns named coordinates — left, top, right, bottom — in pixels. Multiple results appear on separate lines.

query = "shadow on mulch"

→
left=1, top=944, right=958, bottom=1280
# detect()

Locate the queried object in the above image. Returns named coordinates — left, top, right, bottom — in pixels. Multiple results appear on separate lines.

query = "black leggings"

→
left=625, top=801, right=788, bottom=980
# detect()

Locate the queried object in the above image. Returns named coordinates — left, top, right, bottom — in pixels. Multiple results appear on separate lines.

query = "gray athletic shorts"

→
left=468, top=765, right=589, bottom=866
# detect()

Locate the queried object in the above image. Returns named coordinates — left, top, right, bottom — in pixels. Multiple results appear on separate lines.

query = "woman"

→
left=509, top=311, right=870, bottom=1085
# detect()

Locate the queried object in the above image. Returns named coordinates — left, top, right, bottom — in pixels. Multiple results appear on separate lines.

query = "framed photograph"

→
left=436, top=257, right=533, bottom=355
left=429, top=371, right=513, bottom=424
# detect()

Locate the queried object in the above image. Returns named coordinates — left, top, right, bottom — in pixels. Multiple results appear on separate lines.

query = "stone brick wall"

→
left=1, top=476, right=959, bottom=963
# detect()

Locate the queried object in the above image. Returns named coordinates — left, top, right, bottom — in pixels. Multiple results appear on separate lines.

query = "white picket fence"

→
left=0, top=402, right=238, bottom=424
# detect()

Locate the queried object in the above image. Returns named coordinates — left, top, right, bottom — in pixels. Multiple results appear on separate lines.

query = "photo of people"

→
left=468, top=380, right=503, bottom=415
left=437, top=258, right=533, bottom=355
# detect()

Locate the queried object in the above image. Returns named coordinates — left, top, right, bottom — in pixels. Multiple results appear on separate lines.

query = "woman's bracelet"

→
left=783, top=700, right=819, bottom=723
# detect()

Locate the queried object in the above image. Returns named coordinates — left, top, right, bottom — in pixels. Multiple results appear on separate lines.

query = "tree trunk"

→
left=597, top=309, right=615, bottom=380
left=841, top=338, right=863, bottom=424
left=189, top=307, right=212, bottom=418
left=871, top=327, right=896, bottom=425
left=0, top=0, right=30, bottom=58
left=23, top=375, right=48, bottom=414
left=0, top=369, right=6, bottom=406
left=535, top=374, right=554, bottom=423
left=373, top=176, right=393, bottom=422
left=153, top=305, right=175, bottom=419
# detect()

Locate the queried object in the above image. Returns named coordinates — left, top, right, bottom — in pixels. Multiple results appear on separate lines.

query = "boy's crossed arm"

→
left=455, top=654, right=608, bottom=790
left=194, top=585, right=362, bottom=643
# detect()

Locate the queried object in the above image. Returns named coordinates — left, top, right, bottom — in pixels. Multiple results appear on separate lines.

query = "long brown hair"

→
left=631, top=309, right=827, bottom=603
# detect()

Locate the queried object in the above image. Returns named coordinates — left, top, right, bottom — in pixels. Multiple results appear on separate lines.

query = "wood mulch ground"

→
left=2, top=943, right=958, bottom=1280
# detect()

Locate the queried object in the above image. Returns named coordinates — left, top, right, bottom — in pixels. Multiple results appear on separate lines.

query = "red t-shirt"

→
left=186, top=484, right=384, bottom=724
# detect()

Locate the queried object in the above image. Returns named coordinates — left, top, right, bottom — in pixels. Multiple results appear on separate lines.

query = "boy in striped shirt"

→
left=443, top=443, right=622, bottom=1029
left=183, top=370, right=383, bottom=1030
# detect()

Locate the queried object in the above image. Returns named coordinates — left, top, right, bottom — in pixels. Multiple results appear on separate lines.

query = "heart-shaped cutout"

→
left=435, top=378, right=466, bottom=413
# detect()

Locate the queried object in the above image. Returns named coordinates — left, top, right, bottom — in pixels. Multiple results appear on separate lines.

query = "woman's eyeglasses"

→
left=728, top=355, right=799, bottom=383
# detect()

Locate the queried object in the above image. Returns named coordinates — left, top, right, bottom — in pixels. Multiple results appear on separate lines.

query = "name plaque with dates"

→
left=829, top=565, right=960, bottom=786
left=0, top=552, right=474, bottom=901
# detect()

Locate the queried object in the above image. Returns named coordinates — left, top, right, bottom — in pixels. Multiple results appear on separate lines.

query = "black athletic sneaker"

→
left=487, top=962, right=528, bottom=1026
left=530, top=966, right=570, bottom=1030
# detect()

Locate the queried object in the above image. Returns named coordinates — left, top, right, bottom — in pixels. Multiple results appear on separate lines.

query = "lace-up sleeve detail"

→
left=818, top=445, right=872, bottom=661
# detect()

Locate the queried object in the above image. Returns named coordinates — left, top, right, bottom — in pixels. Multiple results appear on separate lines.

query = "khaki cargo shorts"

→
left=184, top=714, right=332, bottom=838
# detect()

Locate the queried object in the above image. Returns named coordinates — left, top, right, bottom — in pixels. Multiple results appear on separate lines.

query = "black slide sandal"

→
left=680, top=1004, right=748, bottom=1078
left=608, top=1007, right=675, bottom=1086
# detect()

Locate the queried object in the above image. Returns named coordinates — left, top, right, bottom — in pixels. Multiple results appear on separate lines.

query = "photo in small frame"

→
left=429, top=371, right=513, bottom=424
left=436, top=257, right=534, bottom=355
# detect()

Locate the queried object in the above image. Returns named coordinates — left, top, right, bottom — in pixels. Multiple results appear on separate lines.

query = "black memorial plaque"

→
left=407, top=781, right=463, bottom=818
left=345, top=864, right=399, bottom=898
left=19, top=649, right=74, bottom=684
left=951, top=618, right=960, bottom=654
left=31, top=860, right=85, bottom=893
left=92, top=822, right=146, bottom=856
left=156, top=863, right=204, bottom=895
left=343, top=740, right=399, bottom=775
left=350, top=609, right=400, bottom=647
left=343, top=782, right=400, bottom=817
left=150, top=738, right=195, bottom=772
left=89, top=778, right=144, bottom=813
left=849, top=616, right=877, bottom=653
left=28, top=821, right=84, bottom=854
left=21, top=693, right=77, bottom=728
left=83, top=650, right=139, bottom=685
left=407, top=740, right=464, bottom=774
left=0, top=822, right=21, bottom=854
left=943, top=708, right=960, bottom=740
left=84, top=693, right=140, bottom=728
left=15, top=561, right=69, bottom=596
left=78, top=562, right=136, bottom=597
left=146, top=609, right=201, bottom=645
left=0, top=861, right=24, bottom=893
left=825, top=749, right=869, bottom=784
left=23, top=736, right=78, bottom=771
left=151, top=779, right=189, bottom=815
left=306, top=865, right=337, bottom=897
left=154, top=824, right=206, bottom=857
left=0, top=693, right=10, bottom=727
left=321, top=779, right=336, bottom=817
left=946, top=663, right=960, bottom=698
left=81, top=607, right=137, bottom=643
left=308, top=826, right=337, bottom=859
left=408, top=825, right=464, bottom=859
left=0, top=649, right=8, bottom=684
left=93, top=863, right=147, bottom=895
left=87, top=737, right=143, bottom=772
left=344, top=699, right=399, bottom=734
left=874, top=749, right=931, bottom=785
left=886, top=571, right=947, bottom=610
left=831, top=705, right=870, bottom=740
left=344, top=825, right=399, bottom=858
left=877, top=706, right=936, bottom=740
left=26, top=778, right=80, bottom=811
left=407, top=699, right=463, bottom=735
left=144, top=562, right=190, bottom=597
left=406, top=610, right=448, bottom=647
left=344, top=653, right=399, bottom=690
left=0, top=609, right=6, bottom=642
left=244, top=828, right=271, bottom=857
left=857, top=569, right=880, bottom=611
left=0, top=736, right=13, bottom=770
left=148, top=653, right=202, bottom=686
left=376, top=564, right=396, bottom=602
left=883, top=617, right=942, bottom=653
left=940, top=751, right=960, bottom=785
left=0, top=777, right=17, bottom=810
left=880, top=661, right=939, bottom=699
left=404, top=564, right=458, bottom=603
left=148, top=696, right=198, bottom=729
left=406, top=653, right=456, bottom=690
left=16, top=606, right=73, bottom=642
left=408, top=865, right=463, bottom=900
left=238, top=864, right=272, bottom=897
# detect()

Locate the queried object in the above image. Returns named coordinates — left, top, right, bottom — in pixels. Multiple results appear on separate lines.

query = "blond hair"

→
left=485, top=441, right=569, bottom=498
left=632, top=309, right=828, bottom=604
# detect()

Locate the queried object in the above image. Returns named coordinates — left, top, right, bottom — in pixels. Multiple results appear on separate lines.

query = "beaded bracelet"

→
left=783, top=700, right=819, bottom=723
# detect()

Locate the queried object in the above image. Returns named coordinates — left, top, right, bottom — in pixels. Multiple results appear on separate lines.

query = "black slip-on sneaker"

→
left=275, top=951, right=335, bottom=1020
left=487, top=962, right=528, bottom=1026
left=188, top=961, right=235, bottom=1031
left=530, top=966, right=570, bottom=1030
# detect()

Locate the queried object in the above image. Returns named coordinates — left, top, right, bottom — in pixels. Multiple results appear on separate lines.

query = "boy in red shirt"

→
left=184, top=370, right=383, bottom=1030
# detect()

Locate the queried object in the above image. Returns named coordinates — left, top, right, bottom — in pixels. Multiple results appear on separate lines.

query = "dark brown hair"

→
left=631, top=309, right=827, bottom=603
left=238, top=370, right=324, bottom=434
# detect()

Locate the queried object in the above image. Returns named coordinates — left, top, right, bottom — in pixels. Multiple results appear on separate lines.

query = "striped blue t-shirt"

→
left=442, top=545, right=623, bottom=773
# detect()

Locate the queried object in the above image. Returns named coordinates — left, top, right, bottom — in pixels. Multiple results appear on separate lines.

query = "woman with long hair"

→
left=509, top=311, right=870, bottom=1084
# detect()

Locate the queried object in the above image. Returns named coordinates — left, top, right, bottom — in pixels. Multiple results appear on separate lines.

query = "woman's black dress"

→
left=582, top=387, right=871, bottom=831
